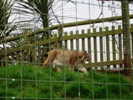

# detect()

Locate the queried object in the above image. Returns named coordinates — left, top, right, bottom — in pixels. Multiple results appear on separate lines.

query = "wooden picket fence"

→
left=0, top=24, right=133, bottom=70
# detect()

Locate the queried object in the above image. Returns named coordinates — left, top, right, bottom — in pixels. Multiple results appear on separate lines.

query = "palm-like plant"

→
left=14, top=0, right=55, bottom=39
left=13, top=0, right=63, bottom=57
left=0, top=0, right=17, bottom=40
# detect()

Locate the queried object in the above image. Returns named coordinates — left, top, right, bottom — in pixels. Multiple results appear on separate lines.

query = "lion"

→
left=42, top=49, right=91, bottom=73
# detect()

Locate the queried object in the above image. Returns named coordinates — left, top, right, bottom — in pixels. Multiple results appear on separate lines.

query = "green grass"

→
left=0, top=64, right=132, bottom=100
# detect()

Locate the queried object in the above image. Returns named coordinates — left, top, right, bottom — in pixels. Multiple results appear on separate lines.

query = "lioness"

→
left=42, top=49, right=91, bottom=73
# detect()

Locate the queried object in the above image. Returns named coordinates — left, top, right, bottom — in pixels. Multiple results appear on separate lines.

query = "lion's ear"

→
left=82, top=51, right=87, bottom=60
left=84, top=51, right=87, bottom=54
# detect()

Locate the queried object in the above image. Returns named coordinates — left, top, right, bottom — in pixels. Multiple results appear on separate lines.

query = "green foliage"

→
left=0, top=0, right=17, bottom=40
left=0, top=65, right=132, bottom=99
left=15, top=0, right=49, bottom=28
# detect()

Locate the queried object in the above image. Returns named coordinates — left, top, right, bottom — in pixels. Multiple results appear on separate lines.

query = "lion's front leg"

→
left=69, top=55, right=76, bottom=71
left=68, top=65, right=75, bottom=71
left=78, top=67, right=88, bottom=74
left=76, top=63, right=88, bottom=74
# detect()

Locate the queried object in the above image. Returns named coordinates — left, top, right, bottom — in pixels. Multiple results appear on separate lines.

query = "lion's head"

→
left=82, top=51, right=91, bottom=62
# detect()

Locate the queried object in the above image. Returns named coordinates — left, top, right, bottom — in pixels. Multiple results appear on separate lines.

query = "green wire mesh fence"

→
left=0, top=0, right=133, bottom=99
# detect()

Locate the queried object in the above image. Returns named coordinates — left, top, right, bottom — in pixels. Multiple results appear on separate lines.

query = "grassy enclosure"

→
left=0, top=65, right=132, bottom=100
left=0, top=0, right=133, bottom=99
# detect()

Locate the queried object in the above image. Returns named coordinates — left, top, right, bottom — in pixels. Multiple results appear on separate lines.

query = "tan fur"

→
left=42, top=49, right=91, bottom=73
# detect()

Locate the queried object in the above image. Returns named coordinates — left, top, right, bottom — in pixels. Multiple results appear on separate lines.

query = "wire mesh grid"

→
left=0, top=0, right=133, bottom=100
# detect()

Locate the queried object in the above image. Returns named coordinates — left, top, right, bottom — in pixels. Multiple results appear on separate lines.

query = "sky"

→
left=52, top=0, right=133, bottom=44
left=53, top=0, right=133, bottom=30
left=10, top=0, right=133, bottom=32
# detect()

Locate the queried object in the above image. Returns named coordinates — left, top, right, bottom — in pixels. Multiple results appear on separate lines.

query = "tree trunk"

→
left=41, top=0, right=50, bottom=63
left=121, top=0, right=131, bottom=76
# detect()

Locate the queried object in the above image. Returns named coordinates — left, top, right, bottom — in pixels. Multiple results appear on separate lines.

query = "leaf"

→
left=14, top=0, right=50, bottom=28
left=0, top=0, right=16, bottom=38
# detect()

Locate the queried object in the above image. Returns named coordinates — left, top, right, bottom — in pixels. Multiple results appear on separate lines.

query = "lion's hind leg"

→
left=42, top=58, right=51, bottom=68
left=42, top=50, right=56, bottom=68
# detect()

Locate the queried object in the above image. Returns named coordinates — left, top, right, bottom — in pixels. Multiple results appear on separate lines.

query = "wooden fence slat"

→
left=1, top=57, right=5, bottom=67
left=6, top=55, right=9, bottom=66
left=16, top=52, right=19, bottom=62
left=99, top=28, right=103, bottom=64
left=112, top=34, right=116, bottom=68
left=81, top=30, right=85, bottom=51
left=112, top=35, right=116, bottom=60
left=76, top=30, right=79, bottom=50
left=87, top=29, right=91, bottom=48
left=105, top=27, right=110, bottom=63
left=106, top=36, right=110, bottom=61
left=64, top=32, right=68, bottom=49
left=93, top=28, right=97, bottom=65
left=37, top=47, right=41, bottom=65
left=94, top=37, right=97, bottom=63
left=118, top=34, right=123, bottom=68
left=9, top=53, right=13, bottom=65
left=70, top=31, right=74, bottom=50
left=118, top=34, right=122, bottom=60
left=87, top=29, right=91, bottom=64
left=12, top=53, right=15, bottom=61
left=31, top=47, right=36, bottom=63
left=131, top=32, right=133, bottom=63
left=22, top=51, right=26, bottom=63
left=100, top=37, right=103, bottom=62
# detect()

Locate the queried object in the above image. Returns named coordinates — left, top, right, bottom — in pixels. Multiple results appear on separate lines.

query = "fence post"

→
left=58, top=25, right=63, bottom=48
left=121, top=0, right=131, bottom=76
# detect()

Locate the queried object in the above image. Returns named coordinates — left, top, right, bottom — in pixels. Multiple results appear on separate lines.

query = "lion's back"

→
left=52, top=49, right=71, bottom=65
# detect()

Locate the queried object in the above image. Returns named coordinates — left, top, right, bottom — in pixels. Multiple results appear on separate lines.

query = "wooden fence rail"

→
left=0, top=24, right=133, bottom=70
left=1, top=14, right=133, bottom=44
